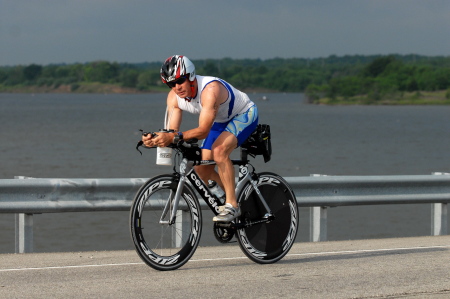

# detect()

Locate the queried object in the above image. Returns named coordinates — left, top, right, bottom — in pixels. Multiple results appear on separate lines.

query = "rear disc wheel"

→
left=236, top=172, right=298, bottom=264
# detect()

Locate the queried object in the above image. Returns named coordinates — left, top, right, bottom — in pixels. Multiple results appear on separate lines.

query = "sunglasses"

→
left=166, top=76, right=188, bottom=88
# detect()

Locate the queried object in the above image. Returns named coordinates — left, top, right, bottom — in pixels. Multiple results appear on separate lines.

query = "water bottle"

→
left=208, top=180, right=226, bottom=204
left=156, top=147, right=173, bottom=166
left=155, top=129, right=173, bottom=166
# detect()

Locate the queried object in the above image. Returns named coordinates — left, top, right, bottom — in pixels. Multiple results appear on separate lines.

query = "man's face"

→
left=169, top=76, right=191, bottom=98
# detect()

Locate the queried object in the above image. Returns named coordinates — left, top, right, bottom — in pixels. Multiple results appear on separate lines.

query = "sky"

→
left=1, top=0, right=449, bottom=66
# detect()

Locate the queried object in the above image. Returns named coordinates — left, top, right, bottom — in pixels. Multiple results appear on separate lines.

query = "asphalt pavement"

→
left=1, top=236, right=449, bottom=298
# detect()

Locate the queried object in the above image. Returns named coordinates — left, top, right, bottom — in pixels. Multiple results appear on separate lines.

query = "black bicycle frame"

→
left=184, top=159, right=251, bottom=215
left=184, top=160, right=223, bottom=215
left=164, top=157, right=272, bottom=225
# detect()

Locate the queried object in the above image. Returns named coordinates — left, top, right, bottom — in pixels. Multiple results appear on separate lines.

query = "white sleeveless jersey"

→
left=176, top=75, right=254, bottom=123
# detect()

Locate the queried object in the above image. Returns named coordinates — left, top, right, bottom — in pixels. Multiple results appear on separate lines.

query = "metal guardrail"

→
left=288, top=174, right=450, bottom=206
left=0, top=177, right=147, bottom=213
left=1, top=174, right=449, bottom=253
left=289, top=173, right=450, bottom=242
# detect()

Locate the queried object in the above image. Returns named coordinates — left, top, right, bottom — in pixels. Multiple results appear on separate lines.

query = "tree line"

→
left=1, top=55, right=449, bottom=100
left=305, top=55, right=450, bottom=103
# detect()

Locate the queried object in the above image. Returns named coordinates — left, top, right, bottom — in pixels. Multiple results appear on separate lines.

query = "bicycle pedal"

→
left=214, top=222, right=234, bottom=228
left=263, top=213, right=275, bottom=222
left=213, top=223, right=235, bottom=243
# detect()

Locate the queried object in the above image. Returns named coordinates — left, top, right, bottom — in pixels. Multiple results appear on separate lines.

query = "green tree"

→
left=363, top=55, right=396, bottom=77
left=23, top=64, right=43, bottom=81
left=200, top=61, right=220, bottom=77
left=84, top=61, right=119, bottom=83
left=305, top=84, right=327, bottom=103
left=136, top=70, right=160, bottom=90
left=0, top=69, right=7, bottom=83
left=120, top=69, right=139, bottom=88
left=4, top=66, right=25, bottom=85
left=41, top=65, right=58, bottom=78
left=68, top=64, right=85, bottom=82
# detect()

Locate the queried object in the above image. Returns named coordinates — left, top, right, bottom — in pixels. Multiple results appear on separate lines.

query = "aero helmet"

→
left=160, top=55, right=196, bottom=83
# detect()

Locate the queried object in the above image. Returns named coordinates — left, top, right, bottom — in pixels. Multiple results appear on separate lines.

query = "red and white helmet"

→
left=160, top=55, right=196, bottom=83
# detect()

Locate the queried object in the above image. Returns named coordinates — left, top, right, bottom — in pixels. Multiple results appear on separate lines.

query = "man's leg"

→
left=211, top=132, right=238, bottom=207
left=209, top=106, right=258, bottom=221
left=195, top=149, right=223, bottom=189
left=210, top=131, right=242, bottom=222
left=213, top=105, right=258, bottom=208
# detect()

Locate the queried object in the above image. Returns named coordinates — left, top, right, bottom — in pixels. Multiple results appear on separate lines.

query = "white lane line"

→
left=1, top=244, right=448, bottom=272
left=283, top=244, right=450, bottom=258
left=189, top=244, right=450, bottom=262
left=0, top=262, right=143, bottom=272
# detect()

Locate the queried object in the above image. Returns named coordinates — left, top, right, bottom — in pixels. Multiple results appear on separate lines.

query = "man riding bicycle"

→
left=142, top=55, right=258, bottom=222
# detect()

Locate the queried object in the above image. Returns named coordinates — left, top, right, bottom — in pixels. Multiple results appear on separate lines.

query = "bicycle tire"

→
left=130, top=174, right=202, bottom=271
left=236, top=172, right=298, bottom=264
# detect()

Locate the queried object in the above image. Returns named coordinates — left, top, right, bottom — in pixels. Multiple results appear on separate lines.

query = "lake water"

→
left=1, top=93, right=449, bottom=253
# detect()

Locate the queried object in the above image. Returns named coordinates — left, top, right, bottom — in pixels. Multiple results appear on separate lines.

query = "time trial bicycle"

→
left=130, top=124, right=299, bottom=271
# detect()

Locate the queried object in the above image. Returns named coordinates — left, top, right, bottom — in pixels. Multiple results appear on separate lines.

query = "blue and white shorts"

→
left=202, top=105, right=258, bottom=150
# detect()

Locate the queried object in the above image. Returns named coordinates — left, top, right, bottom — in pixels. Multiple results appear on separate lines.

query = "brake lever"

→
left=139, top=129, right=157, bottom=138
left=136, top=129, right=157, bottom=155
left=136, top=140, right=144, bottom=155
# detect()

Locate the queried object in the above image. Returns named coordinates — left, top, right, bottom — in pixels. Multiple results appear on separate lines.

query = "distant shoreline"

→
left=2, top=84, right=449, bottom=105
left=0, top=83, right=278, bottom=95
left=0, top=83, right=160, bottom=94
left=312, top=90, right=450, bottom=105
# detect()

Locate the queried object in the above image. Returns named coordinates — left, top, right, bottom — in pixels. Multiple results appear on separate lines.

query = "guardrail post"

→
left=15, top=213, right=34, bottom=253
left=14, top=176, right=34, bottom=253
left=431, top=173, right=449, bottom=236
left=309, top=174, right=328, bottom=242
left=431, top=203, right=448, bottom=236
left=310, top=206, right=328, bottom=242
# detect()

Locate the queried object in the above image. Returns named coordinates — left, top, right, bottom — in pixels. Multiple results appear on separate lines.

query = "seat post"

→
left=240, top=147, right=249, bottom=161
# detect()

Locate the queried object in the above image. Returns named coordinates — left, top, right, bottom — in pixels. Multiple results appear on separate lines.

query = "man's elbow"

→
left=196, top=128, right=210, bottom=139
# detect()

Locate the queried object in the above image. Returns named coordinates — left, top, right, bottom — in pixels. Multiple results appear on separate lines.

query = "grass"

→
left=314, top=90, right=450, bottom=105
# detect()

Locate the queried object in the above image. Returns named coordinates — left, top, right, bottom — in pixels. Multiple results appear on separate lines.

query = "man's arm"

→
left=182, top=81, right=228, bottom=140
left=166, top=90, right=182, bottom=131
left=142, top=91, right=181, bottom=147
left=151, top=81, right=228, bottom=146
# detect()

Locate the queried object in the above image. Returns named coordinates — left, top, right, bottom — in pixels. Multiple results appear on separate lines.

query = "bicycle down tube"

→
left=165, top=157, right=273, bottom=226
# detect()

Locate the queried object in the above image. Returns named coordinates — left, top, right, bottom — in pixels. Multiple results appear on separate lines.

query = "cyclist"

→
left=142, top=55, right=258, bottom=222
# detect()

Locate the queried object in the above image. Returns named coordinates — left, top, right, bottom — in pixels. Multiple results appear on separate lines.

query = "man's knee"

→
left=212, top=145, right=230, bottom=164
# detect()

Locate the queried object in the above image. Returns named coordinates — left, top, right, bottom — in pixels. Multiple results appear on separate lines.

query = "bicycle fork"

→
left=159, top=160, right=193, bottom=225
left=159, top=179, right=186, bottom=225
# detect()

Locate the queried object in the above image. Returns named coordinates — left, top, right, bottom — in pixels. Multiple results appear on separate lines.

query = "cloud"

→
left=1, top=0, right=449, bottom=65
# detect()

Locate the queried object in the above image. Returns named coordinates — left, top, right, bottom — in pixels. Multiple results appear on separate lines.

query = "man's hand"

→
left=142, top=133, right=157, bottom=147
left=151, top=132, right=175, bottom=147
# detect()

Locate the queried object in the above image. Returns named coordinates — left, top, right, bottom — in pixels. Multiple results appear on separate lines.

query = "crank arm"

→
left=215, top=215, right=275, bottom=229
